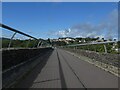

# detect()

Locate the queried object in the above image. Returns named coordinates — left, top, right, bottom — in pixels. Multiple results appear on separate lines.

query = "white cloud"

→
left=46, top=9, right=118, bottom=40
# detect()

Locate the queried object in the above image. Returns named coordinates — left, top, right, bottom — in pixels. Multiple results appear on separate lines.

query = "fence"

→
left=0, top=23, right=53, bottom=88
left=66, top=41, right=118, bottom=54
left=2, top=48, right=53, bottom=88
left=0, top=23, right=42, bottom=49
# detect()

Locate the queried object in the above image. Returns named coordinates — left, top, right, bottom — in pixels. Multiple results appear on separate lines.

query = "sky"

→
left=2, top=2, right=118, bottom=40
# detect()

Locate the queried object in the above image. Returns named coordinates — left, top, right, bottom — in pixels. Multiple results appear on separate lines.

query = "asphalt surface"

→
left=15, top=48, right=118, bottom=88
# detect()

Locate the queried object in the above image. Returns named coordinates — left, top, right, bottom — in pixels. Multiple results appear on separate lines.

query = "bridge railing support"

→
left=37, top=41, right=42, bottom=48
left=8, top=32, right=17, bottom=49
left=103, top=44, right=107, bottom=54
left=0, top=23, right=40, bottom=49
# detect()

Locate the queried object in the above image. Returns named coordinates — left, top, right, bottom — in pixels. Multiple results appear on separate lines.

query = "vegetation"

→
left=2, top=37, right=119, bottom=54
left=65, top=43, right=119, bottom=54
left=53, top=37, right=119, bottom=54
left=1, top=37, right=48, bottom=48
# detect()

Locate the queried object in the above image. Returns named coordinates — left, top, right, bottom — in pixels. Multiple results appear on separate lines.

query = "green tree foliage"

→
left=2, top=38, right=39, bottom=48
left=66, top=43, right=119, bottom=54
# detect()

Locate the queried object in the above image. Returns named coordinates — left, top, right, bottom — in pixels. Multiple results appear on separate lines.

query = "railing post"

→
left=40, top=42, right=43, bottom=47
left=104, top=44, right=107, bottom=54
left=1, top=23, right=39, bottom=48
left=37, top=41, right=41, bottom=48
left=8, top=32, right=17, bottom=49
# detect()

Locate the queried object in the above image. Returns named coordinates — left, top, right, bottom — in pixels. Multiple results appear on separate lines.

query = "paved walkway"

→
left=15, top=48, right=118, bottom=88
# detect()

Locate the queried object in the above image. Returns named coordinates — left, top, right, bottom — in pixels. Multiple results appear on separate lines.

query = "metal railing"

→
left=61, top=41, right=119, bottom=76
left=65, top=41, right=118, bottom=53
left=0, top=23, right=42, bottom=49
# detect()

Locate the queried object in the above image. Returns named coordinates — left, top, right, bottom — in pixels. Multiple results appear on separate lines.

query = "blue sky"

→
left=2, top=2, right=118, bottom=39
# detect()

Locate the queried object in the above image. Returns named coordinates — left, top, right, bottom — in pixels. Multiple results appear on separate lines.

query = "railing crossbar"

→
left=67, top=41, right=117, bottom=47
left=0, top=23, right=38, bottom=40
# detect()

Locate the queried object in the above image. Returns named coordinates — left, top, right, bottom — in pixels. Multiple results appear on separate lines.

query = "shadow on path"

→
left=13, top=49, right=54, bottom=88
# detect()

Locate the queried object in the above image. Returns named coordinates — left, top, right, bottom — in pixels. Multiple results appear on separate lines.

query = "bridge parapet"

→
left=2, top=47, right=53, bottom=88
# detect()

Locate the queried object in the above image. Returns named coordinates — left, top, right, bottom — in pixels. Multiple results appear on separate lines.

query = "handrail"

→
left=0, top=23, right=41, bottom=48
left=0, top=23, right=38, bottom=40
left=67, top=41, right=117, bottom=47
left=65, top=41, right=118, bottom=54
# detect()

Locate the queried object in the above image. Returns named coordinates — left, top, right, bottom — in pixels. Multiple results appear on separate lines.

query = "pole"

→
left=104, top=44, right=107, bottom=54
left=37, top=41, right=42, bottom=48
left=8, top=32, right=17, bottom=49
